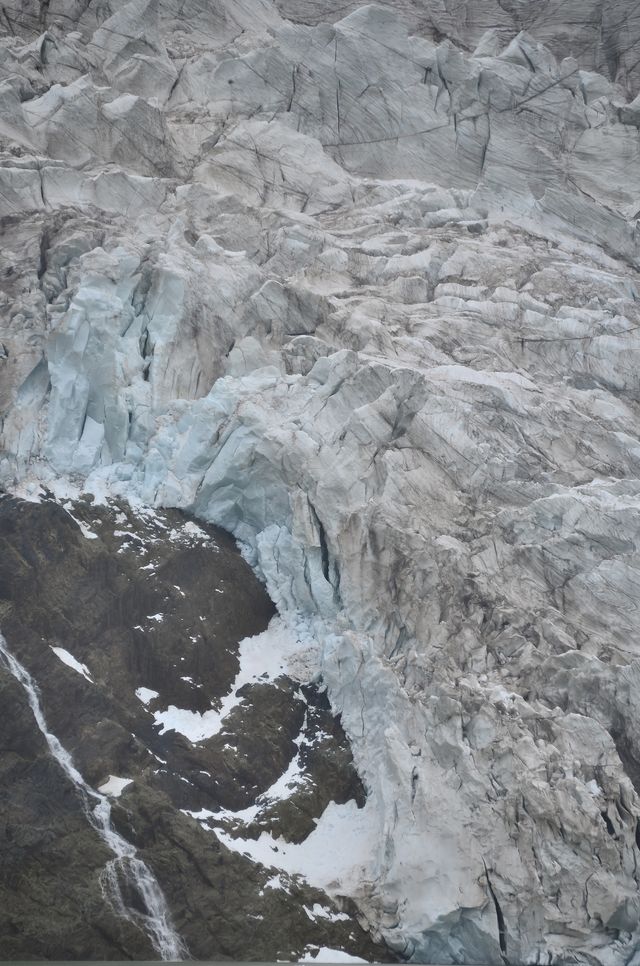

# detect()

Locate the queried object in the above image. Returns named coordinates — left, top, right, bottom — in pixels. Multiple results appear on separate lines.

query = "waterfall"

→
left=0, top=631, right=187, bottom=961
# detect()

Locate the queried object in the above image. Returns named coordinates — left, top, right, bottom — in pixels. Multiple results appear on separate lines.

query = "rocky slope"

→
left=2, top=0, right=640, bottom=963
left=0, top=492, right=387, bottom=961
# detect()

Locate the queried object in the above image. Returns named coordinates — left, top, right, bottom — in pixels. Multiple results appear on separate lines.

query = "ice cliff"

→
left=2, top=0, right=640, bottom=962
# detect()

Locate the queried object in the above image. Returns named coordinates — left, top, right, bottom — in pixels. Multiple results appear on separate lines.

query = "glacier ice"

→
left=3, top=0, right=640, bottom=962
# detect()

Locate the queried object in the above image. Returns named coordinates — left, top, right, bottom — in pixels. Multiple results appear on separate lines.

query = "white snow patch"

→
left=152, top=617, right=316, bottom=743
left=183, top=521, right=211, bottom=540
left=98, top=775, right=133, bottom=797
left=62, top=501, right=99, bottom=539
left=299, top=948, right=368, bottom=963
left=212, top=798, right=377, bottom=896
left=259, top=750, right=306, bottom=802
left=182, top=807, right=219, bottom=821
left=167, top=521, right=214, bottom=546
left=50, top=646, right=93, bottom=682
left=154, top=705, right=226, bottom=743
left=189, top=748, right=308, bottom=830
left=136, top=687, right=160, bottom=705
left=304, top=904, right=350, bottom=923
left=264, top=873, right=290, bottom=892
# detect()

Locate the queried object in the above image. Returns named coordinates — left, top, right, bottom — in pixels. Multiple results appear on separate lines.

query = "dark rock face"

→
left=0, top=493, right=392, bottom=962
left=0, top=668, right=152, bottom=961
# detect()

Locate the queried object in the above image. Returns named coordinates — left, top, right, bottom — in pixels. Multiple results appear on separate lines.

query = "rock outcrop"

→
left=0, top=493, right=386, bottom=961
left=2, top=0, right=640, bottom=963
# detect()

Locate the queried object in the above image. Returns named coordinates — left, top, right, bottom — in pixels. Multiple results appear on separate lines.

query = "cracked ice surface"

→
left=3, top=0, right=640, bottom=961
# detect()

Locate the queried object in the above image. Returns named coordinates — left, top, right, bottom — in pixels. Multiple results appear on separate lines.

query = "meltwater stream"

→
left=0, top=631, right=187, bottom=961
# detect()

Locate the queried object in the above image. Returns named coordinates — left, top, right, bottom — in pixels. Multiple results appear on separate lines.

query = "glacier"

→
left=3, top=0, right=640, bottom=961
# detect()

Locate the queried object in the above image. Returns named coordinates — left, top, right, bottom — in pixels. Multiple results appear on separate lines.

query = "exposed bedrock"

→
left=0, top=494, right=386, bottom=961
left=2, top=0, right=640, bottom=963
